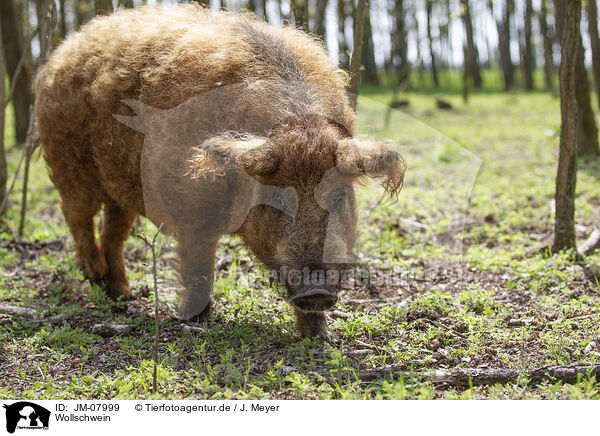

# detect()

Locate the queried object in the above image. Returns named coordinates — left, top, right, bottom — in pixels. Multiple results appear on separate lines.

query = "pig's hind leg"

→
left=100, top=200, right=136, bottom=299
left=60, top=194, right=107, bottom=285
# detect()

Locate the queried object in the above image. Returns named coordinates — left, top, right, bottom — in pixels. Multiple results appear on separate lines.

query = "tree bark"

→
left=539, top=0, right=555, bottom=92
left=0, top=0, right=33, bottom=144
left=523, top=0, right=535, bottom=90
left=462, top=46, right=470, bottom=103
left=586, top=0, right=600, bottom=107
left=553, top=0, right=580, bottom=252
left=361, top=2, right=378, bottom=84
left=0, top=19, right=7, bottom=214
left=93, top=0, right=113, bottom=15
left=75, top=0, right=93, bottom=29
left=119, top=0, right=134, bottom=8
left=338, top=0, right=350, bottom=68
left=426, top=0, right=439, bottom=87
left=349, top=0, right=366, bottom=109
left=575, top=41, right=600, bottom=156
left=555, top=0, right=600, bottom=157
left=291, top=0, right=307, bottom=29
left=461, top=0, right=482, bottom=89
left=392, top=0, right=409, bottom=89
left=498, top=0, right=515, bottom=90
left=58, top=0, right=67, bottom=39
left=315, top=0, right=328, bottom=38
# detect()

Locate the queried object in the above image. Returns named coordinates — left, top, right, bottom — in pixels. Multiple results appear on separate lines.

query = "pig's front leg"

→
left=177, top=233, right=219, bottom=321
left=293, top=308, right=339, bottom=344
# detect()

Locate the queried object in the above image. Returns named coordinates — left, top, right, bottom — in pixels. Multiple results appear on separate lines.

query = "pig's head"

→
left=188, top=115, right=406, bottom=312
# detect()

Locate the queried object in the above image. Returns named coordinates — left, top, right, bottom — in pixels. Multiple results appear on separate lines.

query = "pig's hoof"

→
left=184, top=301, right=212, bottom=323
left=313, top=327, right=339, bottom=345
left=106, top=281, right=134, bottom=301
left=79, top=252, right=108, bottom=284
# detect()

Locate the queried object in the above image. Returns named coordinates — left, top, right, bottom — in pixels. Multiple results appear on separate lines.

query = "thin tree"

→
left=58, top=0, right=67, bottom=39
left=361, top=1, right=378, bottom=84
left=553, top=0, right=581, bottom=252
left=497, top=0, right=515, bottom=90
left=523, top=0, right=535, bottom=90
left=137, top=223, right=164, bottom=395
left=556, top=0, right=600, bottom=156
left=586, top=0, right=600, bottom=107
left=20, top=0, right=56, bottom=237
left=0, top=20, right=6, bottom=214
left=291, top=0, right=307, bottom=29
left=461, top=0, right=482, bottom=90
left=391, top=0, right=409, bottom=90
left=539, top=0, right=555, bottom=92
left=75, top=0, right=93, bottom=28
left=93, top=0, right=113, bottom=15
left=315, top=0, right=328, bottom=37
left=426, top=0, right=439, bottom=87
left=349, top=0, right=367, bottom=109
left=0, top=0, right=33, bottom=144
left=338, top=0, right=350, bottom=68
left=574, top=38, right=600, bottom=156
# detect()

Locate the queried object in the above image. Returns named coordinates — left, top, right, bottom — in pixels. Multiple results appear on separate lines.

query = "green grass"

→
left=1, top=86, right=599, bottom=399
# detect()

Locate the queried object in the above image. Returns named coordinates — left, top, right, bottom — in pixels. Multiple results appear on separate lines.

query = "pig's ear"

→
left=186, top=134, right=278, bottom=181
left=239, top=140, right=279, bottom=177
left=113, top=99, right=160, bottom=133
left=337, top=138, right=406, bottom=196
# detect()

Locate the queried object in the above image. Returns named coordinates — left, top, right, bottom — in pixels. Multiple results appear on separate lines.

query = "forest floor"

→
left=1, top=88, right=600, bottom=399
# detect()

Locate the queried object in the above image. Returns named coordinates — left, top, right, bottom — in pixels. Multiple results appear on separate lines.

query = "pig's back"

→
left=35, top=5, right=354, bottom=213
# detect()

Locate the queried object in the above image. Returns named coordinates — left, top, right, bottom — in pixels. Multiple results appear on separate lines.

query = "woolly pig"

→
left=34, top=5, right=405, bottom=342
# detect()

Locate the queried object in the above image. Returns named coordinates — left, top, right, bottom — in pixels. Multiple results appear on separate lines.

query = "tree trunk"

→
left=35, top=0, right=51, bottom=63
left=315, top=0, right=328, bottom=38
left=349, top=0, right=366, bottom=109
left=586, top=0, right=600, bottom=107
left=462, top=45, right=470, bottom=103
left=247, top=0, right=256, bottom=12
left=392, top=0, right=409, bottom=88
left=119, top=0, right=134, bottom=8
left=0, top=19, right=7, bottom=214
left=523, top=0, right=535, bottom=90
left=59, top=0, right=67, bottom=39
left=575, top=40, right=600, bottom=156
left=426, top=0, right=439, bottom=87
left=291, top=0, right=307, bottom=29
left=0, top=0, right=33, bottom=144
left=413, top=6, right=425, bottom=86
left=93, top=0, right=113, bottom=15
left=361, top=2, right=378, bottom=84
left=539, top=0, right=555, bottom=92
left=498, top=0, right=515, bottom=90
left=556, top=0, right=600, bottom=156
left=75, top=0, right=92, bottom=29
left=461, top=0, right=481, bottom=90
left=338, top=0, right=350, bottom=68
left=553, top=0, right=580, bottom=252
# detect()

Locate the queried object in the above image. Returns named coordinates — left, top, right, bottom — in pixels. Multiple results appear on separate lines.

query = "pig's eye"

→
left=333, top=191, right=346, bottom=210
left=271, top=191, right=286, bottom=211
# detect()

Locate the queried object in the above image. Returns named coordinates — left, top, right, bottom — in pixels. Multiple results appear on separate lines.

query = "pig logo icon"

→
left=3, top=402, right=50, bottom=434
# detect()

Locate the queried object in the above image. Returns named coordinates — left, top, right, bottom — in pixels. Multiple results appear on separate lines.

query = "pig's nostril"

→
left=289, top=287, right=338, bottom=311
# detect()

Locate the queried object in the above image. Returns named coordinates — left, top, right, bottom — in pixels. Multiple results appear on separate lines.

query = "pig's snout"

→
left=289, top=285, right=338, bottom=312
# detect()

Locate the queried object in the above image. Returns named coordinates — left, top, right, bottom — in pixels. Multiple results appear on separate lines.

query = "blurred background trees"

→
left=5, top=0, right=600, bottom=126
left=1, top=0, right=600, bottom=247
